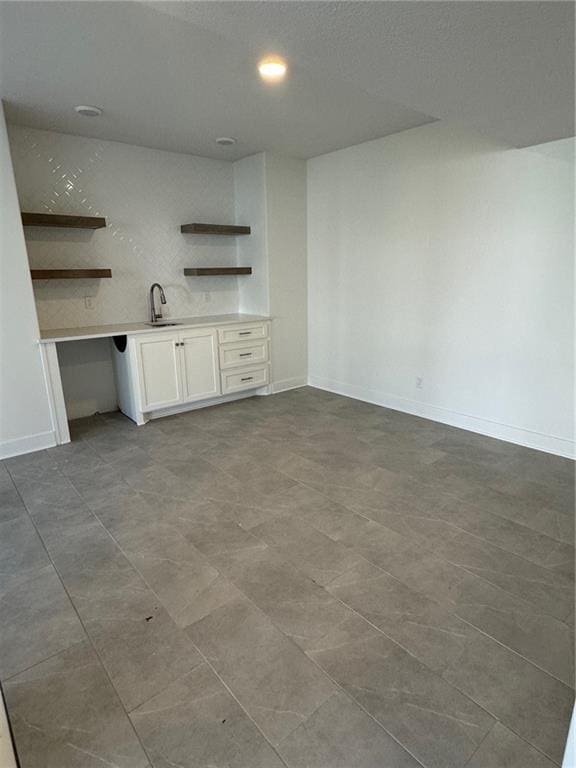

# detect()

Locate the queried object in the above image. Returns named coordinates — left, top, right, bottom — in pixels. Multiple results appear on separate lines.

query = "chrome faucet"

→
left=149, top=283, right=166, bottom=323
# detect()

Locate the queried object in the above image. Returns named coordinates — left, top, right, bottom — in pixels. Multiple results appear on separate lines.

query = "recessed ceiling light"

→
left=74, top=105, right=103, bottom=117
left=215, top=137, right=237, bottom=146
left=258, top=57, right=287, bottom=83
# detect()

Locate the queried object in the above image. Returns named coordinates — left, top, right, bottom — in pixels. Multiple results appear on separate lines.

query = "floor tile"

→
left=130, top=662, right=286, bottom=768
left=177, top=510, right=267, bottom=558
left=310, top=633, right=494, bottom=768
left=330, top=570, right=475, bottom=674
left=122, top=542, right=221, bottom=628
left=2, top=389, right=573, bottom=767
left=455, top=597, right=574, bottom=685
left=4, top=640, right=149, bottom=768
left=0, top=515, right=49, bottom=582
left=0, top=565, right=85, bottom=680
left=74, top=588, right=203, bottom=712
left=0, top=471, right=26, bottom=524
left=455, top=484, right=575, bottom=545
left=212, top=544, right=369, bottom=650
left=465, top=723, right=558, bottom=768
left=40, top=519, right=147, bottom=601
left=442, top=630, right=573, bottom=763
left=252, top=514, right=380, bottom=587
left=187, top=595, right=336, bottom=745
left=433, top=531, right=573, bottom=620
left=277, top=691, right=420, bottom=768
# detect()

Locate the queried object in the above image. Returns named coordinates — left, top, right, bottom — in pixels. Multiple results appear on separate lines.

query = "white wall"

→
left=0, top=102, right=55, bottom=457
left=234, top=153, right=270, bottom=317
left=57, top=339, right=117, bottom=420
left=265, top=153, right=308, bottom=392
left=235, top=152, right=308, bottom=392
left=8, top=125, right=240, bottom=329
left=308, top=122, right=574, bottom=457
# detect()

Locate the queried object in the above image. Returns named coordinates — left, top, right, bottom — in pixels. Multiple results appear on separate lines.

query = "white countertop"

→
left=39, top=314, right=270, bottom=343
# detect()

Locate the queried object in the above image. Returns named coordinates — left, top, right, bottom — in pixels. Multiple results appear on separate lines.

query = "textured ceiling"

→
left=0, top=1, right=573, bottom=161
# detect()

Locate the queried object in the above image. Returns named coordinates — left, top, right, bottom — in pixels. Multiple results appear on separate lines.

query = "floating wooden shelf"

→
left=184, top=267, right=252, bottom=277
left=30, top=269, right=112, bottom=280
left=22, top=212, right=107, bottom=229
left=180, top=223, right=251, bottom=236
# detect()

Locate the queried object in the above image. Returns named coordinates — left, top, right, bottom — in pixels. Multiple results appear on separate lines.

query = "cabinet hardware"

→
left=238, top=331, right=252, bottom=336
left=241, top=376, right=254, bottom=382
left=239, top=352, right=252, bottom=357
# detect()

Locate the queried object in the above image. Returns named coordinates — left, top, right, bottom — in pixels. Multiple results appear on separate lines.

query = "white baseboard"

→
left=271, top=376, right=308, bottom=394
left=308, top=375, right=575, bottom=459
left=0, top=686, right=17, bottom=768
left=146, top=390, right=259, bottom=420
left=0, top=430, right=57, bottom=459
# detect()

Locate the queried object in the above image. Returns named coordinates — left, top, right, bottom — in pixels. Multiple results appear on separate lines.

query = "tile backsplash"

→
left=8, top=126, right=243, bottom=329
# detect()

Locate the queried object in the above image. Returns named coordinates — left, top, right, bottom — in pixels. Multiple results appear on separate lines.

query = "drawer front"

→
left=221, top=365, right=269, bottom=394
left=218, top=323, right=268, bottom=344
left=219, top=340, right=268, bottom=370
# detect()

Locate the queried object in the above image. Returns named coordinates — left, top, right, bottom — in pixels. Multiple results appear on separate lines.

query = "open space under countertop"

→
left=39, top=314, right=271, bottom=343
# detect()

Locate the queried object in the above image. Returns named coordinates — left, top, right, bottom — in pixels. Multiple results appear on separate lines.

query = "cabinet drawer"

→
left=221, top=365, right=269, bottom=394
left=219, top=340, right=268, bottom=370
left=218, top=323, right=268, bottom=344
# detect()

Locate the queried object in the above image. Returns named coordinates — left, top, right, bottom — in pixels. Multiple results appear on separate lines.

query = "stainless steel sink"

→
left=145, top=321, right=183, bottom=327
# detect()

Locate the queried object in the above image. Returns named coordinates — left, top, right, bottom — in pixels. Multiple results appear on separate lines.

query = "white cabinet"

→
left=219, top=339, right=268, bottom=370
left=221, top=365, right=269, bottom=394
left=115, top=319, right=271, bottom=424
left=218, top=323, right=268, bottom=344
left=134, top=328, right=220, bottom=412
left=180, top=329, right=220, bottom=402
left=135, top=333, right=182, bottom=411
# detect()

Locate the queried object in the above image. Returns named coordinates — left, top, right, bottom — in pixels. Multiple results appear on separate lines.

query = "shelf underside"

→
left=180, top=223, right=251, bottom=235
left=31, top=269, right=112, bottom=280
left=184, top=267, right=252, bottom=276
left=22, top=212, right=107, bottom=229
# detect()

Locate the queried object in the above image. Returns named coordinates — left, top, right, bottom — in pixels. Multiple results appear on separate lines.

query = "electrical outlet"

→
left=84, top=296, right=95, bottom=310
left=416, top=376, right=424, bottom=389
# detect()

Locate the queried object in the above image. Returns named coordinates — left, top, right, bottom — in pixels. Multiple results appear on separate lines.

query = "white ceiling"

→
left=0, top=1, right=573, bottom=161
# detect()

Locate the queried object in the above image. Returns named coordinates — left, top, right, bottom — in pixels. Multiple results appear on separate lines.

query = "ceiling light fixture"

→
left=215, top=137, right=237, bottom=146
left=74, top=105, right=103, bottom=117
left=258, top=57, right=287, bottom=83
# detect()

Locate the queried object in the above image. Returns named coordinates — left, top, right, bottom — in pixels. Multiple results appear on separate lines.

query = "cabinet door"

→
left=180, top=329, right=221, bottom=403
left=135, top=333, right=182, bottom=411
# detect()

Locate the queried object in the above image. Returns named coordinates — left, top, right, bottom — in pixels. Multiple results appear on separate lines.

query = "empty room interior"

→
left=0, top=2, right=575, bottom=767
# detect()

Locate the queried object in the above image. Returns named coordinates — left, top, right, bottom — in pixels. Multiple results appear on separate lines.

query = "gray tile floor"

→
left=1, top=387, right=574, bottom=767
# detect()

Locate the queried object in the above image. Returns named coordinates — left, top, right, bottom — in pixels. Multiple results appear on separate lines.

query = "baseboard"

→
left=308, top=375, right=575, bottom=459
left=0, top=430, right=56, bottom=459
left=271, top=376, right=308, bottom=394
left=0, top=684, right=17, bottom=768
left=146, top=390, right=259, bottom=420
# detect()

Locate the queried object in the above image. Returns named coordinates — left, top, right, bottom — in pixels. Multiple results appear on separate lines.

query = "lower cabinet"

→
left=134, top=328, right=220, bottom=412
left=135, top=333, right=183, bottom=411
left=116, top=320, right=271, bottom=423
left=179, top=329, right=220, bottom=403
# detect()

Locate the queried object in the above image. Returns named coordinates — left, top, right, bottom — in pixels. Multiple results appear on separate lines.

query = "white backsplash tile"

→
left=8, top=126, right=242, bottom=329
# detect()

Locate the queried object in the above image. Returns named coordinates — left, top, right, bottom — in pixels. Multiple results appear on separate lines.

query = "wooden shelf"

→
left=184, top=267, right=252, bottom=277
left=180, top=223, right=251, bottom=236
left=22, top=212, right=107, bottom=229
left=31, top=269, right=112, bottom=280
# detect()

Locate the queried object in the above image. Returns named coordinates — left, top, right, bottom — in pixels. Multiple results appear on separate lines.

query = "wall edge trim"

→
left=271, top=376, right=308, bottom=394
left=0, top=430, right=57, bottom=460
